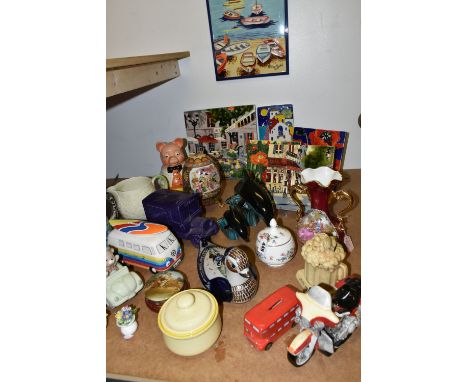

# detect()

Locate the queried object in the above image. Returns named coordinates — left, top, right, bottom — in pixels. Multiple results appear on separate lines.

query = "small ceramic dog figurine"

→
left=155, top=138, right=186, bottom=191
left=106, top=247, right=120, bottom=276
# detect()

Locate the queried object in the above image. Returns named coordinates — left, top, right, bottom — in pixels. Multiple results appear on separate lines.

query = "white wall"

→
left=107, top=0, right=361, bottom=178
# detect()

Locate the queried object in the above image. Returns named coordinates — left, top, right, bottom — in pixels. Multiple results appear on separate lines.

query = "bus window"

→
left=133, top=244, right=140, bottom=251
left=283, top=312, right=288, bottom=318
left=156, top=240, right=168, bottom=254
left=269, top=323, right=275, bottom=329
left=167, top=234, right=176, bottom=245
left=245, top=318, right=251, bottom=325
left=142, top=246, right=151, bottom=256
left=126, top=242, right=132, bottom=249
left=118, top=240, right=124, bottom=247
left=252, top=325, right=260, bottom=333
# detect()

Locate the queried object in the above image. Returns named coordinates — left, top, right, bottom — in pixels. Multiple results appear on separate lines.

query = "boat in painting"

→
left=224, top=41, right=251, bottom=56
left=213, top=35, right=230, bottom=52
left=240, top=15, right=270, bottom=27
left=251, top=1, right=263, bottom=15
left=240, top=52, right=256, bottom=73
left=223, top=9, right=241, bottom=20
left=256, top=43, right=271, bottom=64
left=224, top=0, right=243, bottom=6
left=264, top=39, right=286, bottom=58
left=216, top=52, right=228, bottom=75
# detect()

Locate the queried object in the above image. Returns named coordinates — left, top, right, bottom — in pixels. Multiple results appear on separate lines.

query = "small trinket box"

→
left=256, top=219, right=296, bottom=267
left=144, top=271, right=188, bottom=312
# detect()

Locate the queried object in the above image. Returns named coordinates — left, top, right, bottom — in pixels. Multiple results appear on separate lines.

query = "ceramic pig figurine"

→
left=155, top=138, right=186, bottom=191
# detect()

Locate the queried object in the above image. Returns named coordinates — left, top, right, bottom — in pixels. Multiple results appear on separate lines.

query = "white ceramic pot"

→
left=256, top=219, right=296, bottom=267
left=117, top=318, right=138, bottom=339
left=157, top=289, right=222, bottom=356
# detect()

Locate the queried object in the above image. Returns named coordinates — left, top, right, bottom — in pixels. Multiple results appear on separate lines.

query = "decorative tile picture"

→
left=257, top=104, right=294, bottom=141
left=302, top=145, right=335, bottom=169
left=246, top=140, right=309, bottom=211
left=184, top=105, right=257, bottom=178
left=293, top=127, right=348, bottom=171
left=206, top=0, right=289, bottom=81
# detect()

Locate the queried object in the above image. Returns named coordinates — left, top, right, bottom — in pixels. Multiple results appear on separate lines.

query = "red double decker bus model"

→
left=244, top=285, right=300, bottom=351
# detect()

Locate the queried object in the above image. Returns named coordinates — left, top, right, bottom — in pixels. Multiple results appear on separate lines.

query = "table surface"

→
left=106, top=170, right=361, bottom=382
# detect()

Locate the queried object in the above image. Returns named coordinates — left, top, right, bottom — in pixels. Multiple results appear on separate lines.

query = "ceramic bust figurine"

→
left=296, top=233, right=348, bottom=289
left=156, top=138, right=187, bottom=191
left=256, top=219, right=296, bottom=267
left=197, top=240, right=258, bottom=303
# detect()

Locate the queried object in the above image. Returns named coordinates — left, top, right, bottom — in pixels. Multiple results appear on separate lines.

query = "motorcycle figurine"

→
left=287, top=276, right=361, bottom=367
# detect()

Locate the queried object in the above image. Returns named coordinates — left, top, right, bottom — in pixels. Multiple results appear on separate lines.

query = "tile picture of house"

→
left=257, top=104, right=294, bottom=141
left=184, top=105, right=257, bottom=178
left=247, top=140, right=310, bottom=211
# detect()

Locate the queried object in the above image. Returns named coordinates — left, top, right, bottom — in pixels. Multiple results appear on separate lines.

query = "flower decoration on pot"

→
left=115, top=305, right=138, bottom=339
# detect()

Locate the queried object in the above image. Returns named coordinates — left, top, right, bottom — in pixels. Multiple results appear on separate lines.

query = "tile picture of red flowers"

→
left=293, top=127, right=348, bottom=171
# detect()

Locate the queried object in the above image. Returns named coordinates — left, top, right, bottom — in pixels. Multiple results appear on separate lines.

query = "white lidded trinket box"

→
left=255, top=219, right=296, bottom=267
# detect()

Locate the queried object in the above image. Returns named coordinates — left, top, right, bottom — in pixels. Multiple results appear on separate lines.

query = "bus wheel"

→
left=265, top=343, right=273, bottom=351
left=149, top=267, right=158, bottom=274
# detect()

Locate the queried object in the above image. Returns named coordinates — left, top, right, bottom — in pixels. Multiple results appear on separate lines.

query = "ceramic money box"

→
left=256, top=219, right=296, bottom=267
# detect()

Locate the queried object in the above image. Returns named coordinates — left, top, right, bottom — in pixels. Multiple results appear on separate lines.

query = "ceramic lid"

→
left=144, top=271, right=186, bottom=302
left=257, top=219, right=292, bottom=248
left=158, top=289, right=218, bottom=339
left=185, top=154, right=212, bottom=168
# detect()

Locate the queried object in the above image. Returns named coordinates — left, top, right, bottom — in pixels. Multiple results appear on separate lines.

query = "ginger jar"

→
left=256, top=219, right=296, bottom=267
left=157, top=289, right=222, bottom=356
left=182, top=154, right=222, bottom=206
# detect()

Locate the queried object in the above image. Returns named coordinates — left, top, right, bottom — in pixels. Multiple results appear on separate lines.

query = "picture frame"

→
left=205, top=0, right=289, bottom=81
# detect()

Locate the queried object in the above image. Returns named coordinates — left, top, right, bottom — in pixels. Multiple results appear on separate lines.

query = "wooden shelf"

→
left=106, top=51, right=190, bottom=97
left=106, top=171, right=361, bottom=382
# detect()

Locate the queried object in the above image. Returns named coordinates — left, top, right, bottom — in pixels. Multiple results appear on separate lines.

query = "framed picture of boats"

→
left=206, top=0, right=289, bottom=81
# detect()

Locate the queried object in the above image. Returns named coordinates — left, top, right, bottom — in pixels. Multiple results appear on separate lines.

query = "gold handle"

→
left=288, top=183, right=309, bottom=221
left=328, top=190, right=354, bottom=229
